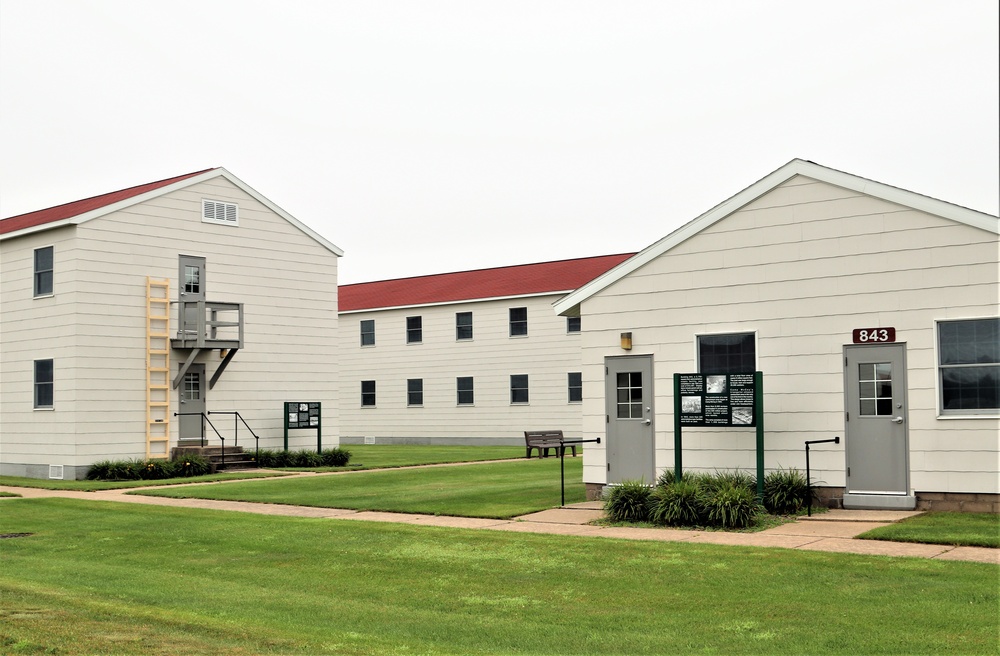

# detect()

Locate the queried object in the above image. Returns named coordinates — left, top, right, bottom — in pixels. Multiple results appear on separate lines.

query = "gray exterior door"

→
left=606, top=355, right=655, bottom=484
left=844, top=344, right=909, bottom=494
left=178, top=255, right=205, bottom=336
left=178, top=364, right=206, bottom=441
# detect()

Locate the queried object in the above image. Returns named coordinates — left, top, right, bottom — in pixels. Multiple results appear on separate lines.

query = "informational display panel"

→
left=284, top=402, right=321, bottom=429
left=677, top=373, right=756, bottom=427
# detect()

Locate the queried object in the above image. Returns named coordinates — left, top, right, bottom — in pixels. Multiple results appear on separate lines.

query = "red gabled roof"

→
left=0, top=168, right=217, bottom=235
left=339, top=253, right=635, bottom=312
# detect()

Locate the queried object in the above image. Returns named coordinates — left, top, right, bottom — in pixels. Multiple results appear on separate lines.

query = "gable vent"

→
left=202, top=199, right=239, bottom=225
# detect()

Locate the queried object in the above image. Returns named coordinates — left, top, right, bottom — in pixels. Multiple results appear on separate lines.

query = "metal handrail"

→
left=558, top=437, right=602, bottom=507
left=208, top=411, right=261, bottom=463
left=174, top=412, right=227, bottom=469
left=804, top=436, right=840, bottom=516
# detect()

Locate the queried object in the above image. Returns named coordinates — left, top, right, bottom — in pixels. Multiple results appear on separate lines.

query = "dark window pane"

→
left=509, top=307, right=528, bottom=336
left=456, top=312, right=473, bottom=340
left=360, top=320, right=375, bottom=346
left=406, top=316, right=422, bottom=344
left=361, top=380, right=376, bottom=406
left=34, top=359, right=54, bottom=408
left=34, top=247, right=53, bottom=296
left=698, top=333, right=755, bottom=374
left=407, top=379, right=423, bottom=406
left=510, top=375, right=529, bottom=404
left=566, top=317, right=581, bottom=333
left=942, top=366, right=1000, bottom=410
left=876, top=399, right=893, bottom=415
left=568, top=372, right=582, bottom=403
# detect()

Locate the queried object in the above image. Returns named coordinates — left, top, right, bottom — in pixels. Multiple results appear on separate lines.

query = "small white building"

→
left=0, top=169, right=343, bottom=479
left=555, top=160, right=999, bottom=511
left=338, top=255, right=632, bottom=446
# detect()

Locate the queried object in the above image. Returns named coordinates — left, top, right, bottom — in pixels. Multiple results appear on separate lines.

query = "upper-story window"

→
left=34, top=246, right=53, bottom=297
left=407, top=379, right=424, bottom=406
left=34, top=359, right=54, bottom=409
left=456, top=312, right=473, bottom=341
left=567, top=317, right=581, bottom=333
left=457, top=377, right=474, bottom=405
left=938, top=318, right=999, bottom=415
left=509, top=307, right=528, bottom=337
left=360, top=320, right=375, bottom=346
left=698, top=332, right=756, bottom=374
left=406, top=316, right=422, bottom=344
left=202, top=199, right=239, bottom=226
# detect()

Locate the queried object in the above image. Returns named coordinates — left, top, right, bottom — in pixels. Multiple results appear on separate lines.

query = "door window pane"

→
left=182, top=373, right=200, bottom=402
left=616, top=372, right=643, bottom=419
left=859, top=362, right=892, bottom=416
left=184, top=266, right=201, bottom=294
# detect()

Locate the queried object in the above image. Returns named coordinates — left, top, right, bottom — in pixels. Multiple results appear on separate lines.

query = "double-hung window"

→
left=457, top=377, right=474, bottom=405
left=34, top=246, right=53, bottom=297
left=34, top=359, right=54, bottom=409
left=698, top=332, right=756, bottom=374
left=568, top=372, right=583, bottom=403
left=406, top=316, right=422, bottom=344
left=510, top=374, right=529, bottom=404
left=456, top=312, right=473, bottom=340
left=566, top=317, right=581, bottom=333
left=938, top=318, right=999, bottom=415
left=361, top=380, right=376, bottom=406
left=509, top=307, right=527, bottom=337
left=360, top=320, right=375, bottom=346
left=407, top=379, right=423, bottom=406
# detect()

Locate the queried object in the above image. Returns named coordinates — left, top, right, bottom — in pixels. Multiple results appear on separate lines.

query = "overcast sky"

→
left=1, top=1, right=997, bottom=284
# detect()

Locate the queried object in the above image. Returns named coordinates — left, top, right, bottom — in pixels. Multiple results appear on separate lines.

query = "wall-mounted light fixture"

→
left=620, top=332, right=633, bottom=351
left=220, top=349, right=228, bottom=359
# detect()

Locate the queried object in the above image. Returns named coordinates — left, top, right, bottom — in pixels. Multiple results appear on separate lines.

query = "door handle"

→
left=643, top=419, right=651, bottom=425
left=891, top=416, right=903, bottom=424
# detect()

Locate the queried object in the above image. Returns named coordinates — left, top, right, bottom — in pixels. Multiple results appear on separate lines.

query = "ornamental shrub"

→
left=320, top=448, right=351, bottom=467
left=704, top=482, right=763, bottom=529
left=603, top=479, right=652, bottom=523
left=648, top=480, right=706, bottom=526
left=763, top=468, right=810, bottom=514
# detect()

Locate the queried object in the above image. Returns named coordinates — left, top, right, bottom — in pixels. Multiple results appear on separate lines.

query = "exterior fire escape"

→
left=171, top=299, right=244, bottom=390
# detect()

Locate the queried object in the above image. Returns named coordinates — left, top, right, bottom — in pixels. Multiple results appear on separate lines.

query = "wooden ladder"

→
left=146, top=278, right=171, bottom=459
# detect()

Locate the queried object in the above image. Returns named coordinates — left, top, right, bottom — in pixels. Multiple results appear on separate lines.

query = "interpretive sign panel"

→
left=285, top=402, right=321, bottom=429
left=678, top=373, right=756, bottom=427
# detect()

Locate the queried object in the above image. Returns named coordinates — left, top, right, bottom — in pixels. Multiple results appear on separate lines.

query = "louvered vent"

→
left=364, top=436, right=376, bottom=445
left=202, top=199, right=239, bottom=225
left=48, top=465, right=64, bottom=480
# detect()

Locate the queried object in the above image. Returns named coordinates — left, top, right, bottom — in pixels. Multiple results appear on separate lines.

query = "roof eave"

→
left=553, top=158, right=999, bottom=316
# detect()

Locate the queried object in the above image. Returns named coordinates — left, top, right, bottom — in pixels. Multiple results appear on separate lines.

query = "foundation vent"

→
left=364, top=436, right=376, bottom=445
left=48, top=465, right=64, bottom=480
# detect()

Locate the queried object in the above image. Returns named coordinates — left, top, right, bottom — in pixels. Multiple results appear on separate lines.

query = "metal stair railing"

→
left=174, top=412, right=227, bottom=469
left=208, top=411, right=261, bottom=464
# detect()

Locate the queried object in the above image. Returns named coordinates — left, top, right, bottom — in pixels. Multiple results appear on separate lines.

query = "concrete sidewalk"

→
left=2, top=486, right=996, bottom=565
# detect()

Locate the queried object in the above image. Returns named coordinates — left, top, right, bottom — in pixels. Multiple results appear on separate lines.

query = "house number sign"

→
left=852, top=327, right=896, bottom=343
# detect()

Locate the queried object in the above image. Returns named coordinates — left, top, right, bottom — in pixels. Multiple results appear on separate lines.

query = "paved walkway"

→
left=2, top=484, right=996, bottom=565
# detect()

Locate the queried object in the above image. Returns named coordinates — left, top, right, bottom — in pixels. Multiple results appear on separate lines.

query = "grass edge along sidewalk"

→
left=132, top=456, right=587, bottom=519
left=1, top=498, right=997, bottom=656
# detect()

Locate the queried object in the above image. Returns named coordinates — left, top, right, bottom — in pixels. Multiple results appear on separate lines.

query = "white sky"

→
left=1, top=0, right=997, bottom=284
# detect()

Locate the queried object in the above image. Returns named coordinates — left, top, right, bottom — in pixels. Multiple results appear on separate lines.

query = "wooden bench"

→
left=524, top=430, right=577, bottom=459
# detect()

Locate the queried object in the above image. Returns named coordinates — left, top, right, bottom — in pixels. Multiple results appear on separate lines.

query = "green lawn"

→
left=859, top=512, right=1000, bottom=548
left=329, top=444, right=526, bottom=468
left=1, top=499, right=996, bottom=655
left=0, top=470, right=290, bottom=492
left=134, top=457, right=584, bottom=519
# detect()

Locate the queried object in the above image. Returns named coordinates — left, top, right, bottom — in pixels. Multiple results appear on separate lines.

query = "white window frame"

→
left=934, top=317, right=1000, bottom=418
left=34, top=358, right=54, bottom=409
left=457, top=377, right=474, bottom=406
left=33, top=245, right=54, bottom=298
left=202, top=199, right=239, bottom=226
left=361, top=380, right=376, bottom=407
left=568, top=372, right=583, bottom=403
left=406, top=316, right=422, bottom=344
left=509, top=307, right=528, bottom=337
left=407, top=378, right=423, bottom=407
left=456, top=312, right=473, bottom=341
left=695, top=330, right=758, bottom=374
left=360, top=320, right=375, bottom=347
left=510, top=374, right=529, bottom=405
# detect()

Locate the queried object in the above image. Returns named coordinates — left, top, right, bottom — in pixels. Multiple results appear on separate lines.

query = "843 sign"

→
left=852, top=327, right=896, bottom=343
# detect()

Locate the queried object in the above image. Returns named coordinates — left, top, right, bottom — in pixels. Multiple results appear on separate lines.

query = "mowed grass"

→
left=859, top=511, right=1000, bottom=548
left=1, top=499, right=997, bottom=656
left=135, top=457, right=584, bottom=519
left=321, top=444, right=525, bottom=469
left=0, top=470, right=290, bottom=491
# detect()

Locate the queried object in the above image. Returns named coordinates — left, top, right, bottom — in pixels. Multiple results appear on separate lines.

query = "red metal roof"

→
left=339, top=253, right=635, bottom=312
left=0, top=168, right=217, bottom=235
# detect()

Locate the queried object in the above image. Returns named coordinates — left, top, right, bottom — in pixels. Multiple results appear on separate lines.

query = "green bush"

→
left=705, top=482, right=763, bottom=529
left=175, top=453, right=212, bottom=477
left=705, top=469, right=756, bottom=495
left=603, top=479, right=652, bottom=523
left=138, top=459, right=171, bottom=480
left=762, top=468, right=810, bottom=514
left=321, top=448, right=351, bottom=467
left=86, top=454, right=213, bottom=481
left=648, top=480, right=706, bottom=526
left=290, top=451, right=324, bottom=467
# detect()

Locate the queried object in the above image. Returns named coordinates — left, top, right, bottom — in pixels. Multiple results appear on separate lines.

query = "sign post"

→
left=672, top=372, right=764, bottom=499
left=283, top=402, right=322, bottom=453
